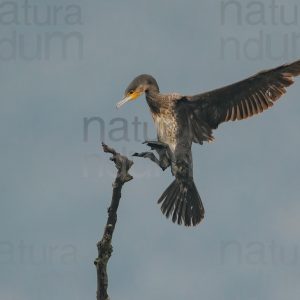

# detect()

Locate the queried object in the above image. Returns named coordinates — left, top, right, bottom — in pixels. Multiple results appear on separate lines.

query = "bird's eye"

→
left=128, top=90, right=134, bottom=95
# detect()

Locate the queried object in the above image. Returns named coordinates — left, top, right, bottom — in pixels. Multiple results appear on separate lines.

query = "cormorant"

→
left=116, top=60, right=300, bottom=226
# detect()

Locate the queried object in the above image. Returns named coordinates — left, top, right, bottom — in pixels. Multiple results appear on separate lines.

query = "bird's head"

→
left=116, top=74, right=159, bottom=108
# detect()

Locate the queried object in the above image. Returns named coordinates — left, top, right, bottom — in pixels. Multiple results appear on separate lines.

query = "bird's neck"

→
left=145, top=90, right=163, bottom=114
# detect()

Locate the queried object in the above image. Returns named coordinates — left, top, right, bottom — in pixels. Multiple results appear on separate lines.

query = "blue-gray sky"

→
left=1, top=0, right=300, bottom=299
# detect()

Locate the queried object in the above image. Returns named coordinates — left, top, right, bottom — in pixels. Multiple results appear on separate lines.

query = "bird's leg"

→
left=132, top=151, right=161, bottom=166
left=133, top=141, right=171, bottom=171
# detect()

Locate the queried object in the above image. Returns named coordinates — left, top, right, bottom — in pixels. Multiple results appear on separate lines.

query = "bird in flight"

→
left=116, top=60, right=300, bottom=227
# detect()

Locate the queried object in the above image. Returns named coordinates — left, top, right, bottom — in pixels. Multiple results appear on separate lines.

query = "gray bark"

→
left=94, top=143, right=133, bottom=300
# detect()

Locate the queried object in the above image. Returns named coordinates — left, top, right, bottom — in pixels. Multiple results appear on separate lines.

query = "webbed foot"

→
left=143, top=140, right=168, bottom=150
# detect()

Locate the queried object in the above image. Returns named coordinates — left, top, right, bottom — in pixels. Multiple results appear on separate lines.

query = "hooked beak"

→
left=116, top=95, right=132, bottom=109
left=116, top=91, right=142, bottom=109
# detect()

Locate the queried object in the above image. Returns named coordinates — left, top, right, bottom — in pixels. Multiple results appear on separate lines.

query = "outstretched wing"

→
left=184, top=60, right=300, bottom=130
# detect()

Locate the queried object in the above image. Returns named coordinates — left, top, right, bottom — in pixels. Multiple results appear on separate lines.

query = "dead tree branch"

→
left=94, top=143, right=133, bottom=300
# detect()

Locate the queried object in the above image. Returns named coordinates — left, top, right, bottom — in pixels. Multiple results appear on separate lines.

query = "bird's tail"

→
left=157, top=179, right=205, bottom=226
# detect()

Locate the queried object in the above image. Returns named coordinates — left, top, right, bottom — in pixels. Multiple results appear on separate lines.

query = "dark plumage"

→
left=116, top=60, right=300, bottom=226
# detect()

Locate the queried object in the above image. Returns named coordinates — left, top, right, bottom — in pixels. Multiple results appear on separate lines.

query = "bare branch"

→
left=94, top=143, right=133, bottom=300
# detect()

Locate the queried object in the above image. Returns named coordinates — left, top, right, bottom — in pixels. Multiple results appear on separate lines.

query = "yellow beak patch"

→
left=116, top=90, right=142, bottom=109
left=128, top=91, right=141, bottom=101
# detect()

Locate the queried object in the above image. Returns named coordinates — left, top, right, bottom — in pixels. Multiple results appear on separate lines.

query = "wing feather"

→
left=183, top=60, right=300, bottom=129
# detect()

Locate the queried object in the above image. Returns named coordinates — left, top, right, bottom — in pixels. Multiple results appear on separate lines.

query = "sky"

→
left=0, top=0, right=300, bottom=299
